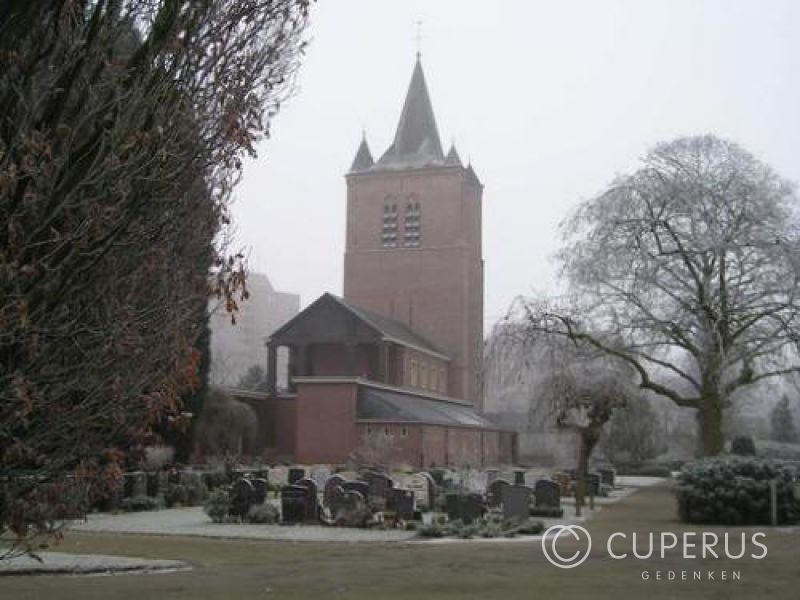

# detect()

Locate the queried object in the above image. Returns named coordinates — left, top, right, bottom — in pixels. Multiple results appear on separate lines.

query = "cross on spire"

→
left=414, top=19, right=423, bottom=58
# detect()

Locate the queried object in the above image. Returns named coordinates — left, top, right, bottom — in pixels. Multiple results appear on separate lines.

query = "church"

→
left=240, top=55, right=517, bottom=468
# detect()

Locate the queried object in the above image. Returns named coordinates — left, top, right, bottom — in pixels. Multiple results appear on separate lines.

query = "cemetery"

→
left=66, top=462, right=641, bottom=543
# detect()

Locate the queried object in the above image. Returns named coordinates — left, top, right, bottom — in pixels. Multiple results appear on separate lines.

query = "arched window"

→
left=404, top=198, right=421, bottom=247
left=381, top=198, right=398, bottom=247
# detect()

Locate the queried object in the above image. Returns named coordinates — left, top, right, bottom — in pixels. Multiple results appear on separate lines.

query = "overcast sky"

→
left=232, top=0, right=800, bottom=328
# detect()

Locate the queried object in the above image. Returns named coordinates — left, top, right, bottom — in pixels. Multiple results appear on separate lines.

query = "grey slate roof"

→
left=329, top=294, right=448, bottom=359
left=374, top=56, right=445, bottom=170
left=349, top=136, right=374, bottom=172
left=444, top=143, right=462, bottom=167
left=357, top=386, right=499, bottom=428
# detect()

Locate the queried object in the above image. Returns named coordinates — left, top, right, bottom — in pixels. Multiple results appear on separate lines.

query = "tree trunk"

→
left=699, top=383, right=725, bottom=456
left=574, top=426, right=601, bottom=517
left=700, top=397, right=724, bottom=456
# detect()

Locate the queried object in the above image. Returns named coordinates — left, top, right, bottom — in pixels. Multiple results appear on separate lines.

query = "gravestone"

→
left=598, top=468, right=616, bottom=488
left=124, top=471, right=147, bottom=498
left=331, top=488, right=367, bottom=527
left=146, top=472, right=160, bottom=497
left=587, top=473, right=601, bottom=497
left=281, top=485, right=307, bottom=524
left=386, top=488, right=415, bottom=520
left=362, top=471, right=393, bottom=510
left=534, top=479, right=561, bottom=508
left=326, top=485, right=347, bottom=519
left=420, top=472, right=437, bottom=507
left=400, top=473, right=431, bottom=509
left=294, top=478, right=320, bottom=521
left=461, top=493, right=485, bottom=524
left=269, top=466, right=288, bottom=487
left=502, top=485, right=532, bottom=522
left=445, top=493, right=485, bottom=524
left=342, top=480, right=370, bottom=501
left=252, top=478, right=268, bottom=505
left=324, top=474, right=346, bottom=509
left=486, top=479, right=510, bottom=508
left=231, top=478, right=255, bottom=519
left=288, top=467, right=306, bottom=485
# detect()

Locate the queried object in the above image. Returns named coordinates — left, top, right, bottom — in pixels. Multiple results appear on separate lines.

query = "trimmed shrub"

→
left=203, top=489, right=232, bottom=523
left=731, top=436, right=757, bottom=456
left=246, top=503, right=279, bottom=524
left=185, top=478, right=209, bottom=506
left=120, top=495, right=159, bottom=512
left=164, top=483, right=189, bottom=508
left=675, top=457, right=800, bottom=525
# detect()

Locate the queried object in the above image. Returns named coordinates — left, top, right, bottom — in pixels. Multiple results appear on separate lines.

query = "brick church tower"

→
left=343, top=55, right=485, bottom=408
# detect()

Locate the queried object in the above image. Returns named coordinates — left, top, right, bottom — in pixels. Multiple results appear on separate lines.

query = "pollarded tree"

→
left=533, top=340, right=639, bottom=515
left=519, top=135, right=800, bottom=456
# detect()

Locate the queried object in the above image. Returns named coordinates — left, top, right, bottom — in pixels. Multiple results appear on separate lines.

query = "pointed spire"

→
left=376, top=55, right=444, bottom=169
left=465, top=162, right=482, bottom=187
left=444, top=142, right=462, bottom=167
left=349, top=133, right=374, bottom=172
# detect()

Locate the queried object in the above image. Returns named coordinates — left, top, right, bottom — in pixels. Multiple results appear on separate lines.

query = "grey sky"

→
left=232, top=0, right=800, bottom=328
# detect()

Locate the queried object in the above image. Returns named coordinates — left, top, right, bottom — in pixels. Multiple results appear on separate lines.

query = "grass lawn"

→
left=1, top=483, right=798, bottom=599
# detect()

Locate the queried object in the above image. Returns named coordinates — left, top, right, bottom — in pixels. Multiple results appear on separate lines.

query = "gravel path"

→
left=70, top=507, right=418, bottom=543
left=0, top=552, right=188, bottom=576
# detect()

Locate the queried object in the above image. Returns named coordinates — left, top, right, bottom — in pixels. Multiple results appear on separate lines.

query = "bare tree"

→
left=1, top=1, right=310, bottom=557
left=532, top=340, right=638, bottom=515
left=517, top=135, right=800, bottom=456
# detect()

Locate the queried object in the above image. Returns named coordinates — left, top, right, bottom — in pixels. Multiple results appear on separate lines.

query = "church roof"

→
left=330, top=295, right=448, bottom=360
left=268, top=293, right=448, bottom=361
left=358, top=385, right=499, bottom=428
left=374, top=56, right=446, bottom=170
left=349, top=135, right=374, bottom=172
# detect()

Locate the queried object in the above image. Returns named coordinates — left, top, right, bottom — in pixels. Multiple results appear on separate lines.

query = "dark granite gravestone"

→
left=146, top=472, right=160, bottom=497
left=513, top=470, right=526, bottom=486
left=502, top=485, right=531, bottom=522
left=598, top=468, right=616, bottom=488
left=361, top=471, right=393, bottom=510
left=342, top=480, right=370, bottom=501
left=231, top=478, right=255, bottom=519
left=281, top=485, right=307, bottom=524
left=252, top=478, right=268, bottom=505
left=445, top=493, right=485, bottom=524
left=386, top=488, right=415, bottom=520
left=124, top=471, right=147, bottom=498
left=294, top=478, right=320, bottom=521
left=288, top=467, right=306, bottom=485
left=486, top=479, right=510, bottom=508
left=587, top=473, right=601, bottom=497
left=324, top=474, right=346, bottom=509
left=534, top=479, right=561, bottom=508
